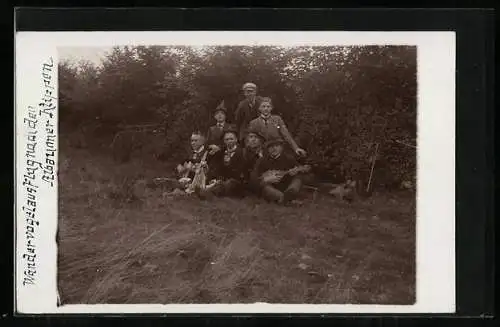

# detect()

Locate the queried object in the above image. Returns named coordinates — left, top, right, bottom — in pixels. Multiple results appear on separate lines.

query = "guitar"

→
left=185, top=151, right=210, bottom=194
left=261, top=164, right=311, bottom=184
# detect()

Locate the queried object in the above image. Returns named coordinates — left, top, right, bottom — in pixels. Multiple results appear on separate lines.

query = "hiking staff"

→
left=366, top=142, right=380, bottom=194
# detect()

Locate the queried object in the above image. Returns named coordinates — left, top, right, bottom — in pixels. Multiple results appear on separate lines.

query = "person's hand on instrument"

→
left=178, top=177, right=191, bottom=186
left=274, top=172, right=285, bottom=182
left=208, top=144, right=221, bottom=154
left=262, top=170, right=283, bottom=184
left=295, top=148, right=307, bottom=157
left=185, top=162, right=194, bottom=171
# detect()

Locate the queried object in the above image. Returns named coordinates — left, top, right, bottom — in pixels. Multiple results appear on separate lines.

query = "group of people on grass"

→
left=174, top=82, right=311, bottom=205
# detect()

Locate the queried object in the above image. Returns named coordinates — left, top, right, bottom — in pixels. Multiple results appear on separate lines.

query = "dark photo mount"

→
left=9, top=6, right=495, bottom=326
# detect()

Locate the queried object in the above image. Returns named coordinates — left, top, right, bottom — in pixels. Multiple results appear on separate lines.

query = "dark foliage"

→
left=59, top=45, right=416, bottom=188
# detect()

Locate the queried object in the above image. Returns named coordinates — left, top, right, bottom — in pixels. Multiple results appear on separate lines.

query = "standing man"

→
left=234, top=82, right=262, bottom=142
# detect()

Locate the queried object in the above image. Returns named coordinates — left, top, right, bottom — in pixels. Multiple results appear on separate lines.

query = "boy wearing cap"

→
left=251, top=137, right=309, bottom=204
left=206, top=100, right=235, bottom=155
left=195, top=127, right=246, bottom=198
left=234, top=82, right=263, bottom=141
left=247, top=97, right=307, bottom=158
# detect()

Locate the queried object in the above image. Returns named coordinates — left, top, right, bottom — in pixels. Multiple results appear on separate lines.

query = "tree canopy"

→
left=59, top=45, right=416, bottom=188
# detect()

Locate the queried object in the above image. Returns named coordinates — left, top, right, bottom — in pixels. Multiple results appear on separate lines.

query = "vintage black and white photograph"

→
left=15, top=31, right=456, bottom=313
left=56, top=43, right=417, bottom=305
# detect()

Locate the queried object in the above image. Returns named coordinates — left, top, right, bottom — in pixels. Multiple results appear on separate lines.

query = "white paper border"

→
left=14, top=31, right=456, bottom=314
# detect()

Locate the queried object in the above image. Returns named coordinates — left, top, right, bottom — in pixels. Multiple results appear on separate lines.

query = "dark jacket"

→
left=248, top=115, right=300, bottom=151
left=234, top=96, right=263, bottom=140
left=242, top=147, right=264, bottom=181
left=212, top=146, right=246, bottom=181
left=206, top=123, right=236, bottom=148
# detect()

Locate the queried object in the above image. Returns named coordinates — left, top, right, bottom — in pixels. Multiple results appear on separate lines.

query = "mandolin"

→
left=261, top=164, right=311, bottom=184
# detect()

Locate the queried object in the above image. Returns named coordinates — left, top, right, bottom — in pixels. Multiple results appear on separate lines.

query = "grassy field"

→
left=57, top=148, right=416, bottom=305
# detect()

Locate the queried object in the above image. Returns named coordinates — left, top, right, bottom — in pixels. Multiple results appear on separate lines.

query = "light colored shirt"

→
left=224, top=145, right=238, bottom=164
left=193, top=145, right=205, bottom=154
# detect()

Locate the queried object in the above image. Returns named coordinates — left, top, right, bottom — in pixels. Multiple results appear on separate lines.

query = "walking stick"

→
left=366, top=142, right=380, bottom=194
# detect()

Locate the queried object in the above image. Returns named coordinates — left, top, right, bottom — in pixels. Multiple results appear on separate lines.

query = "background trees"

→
left=59, top=45, right=416, bottom=188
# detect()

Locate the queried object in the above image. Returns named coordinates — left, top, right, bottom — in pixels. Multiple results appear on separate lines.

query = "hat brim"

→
left=264, top=139, right=285, bottom=148
left=246, top=131, right=265, bottom=140
left=220, top=130, right=238, bottom=140
left=242, top=83, right=257, bottom=90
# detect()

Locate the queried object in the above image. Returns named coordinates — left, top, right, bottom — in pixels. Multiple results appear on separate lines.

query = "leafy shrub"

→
left=59, top=45, right=416, bottom=189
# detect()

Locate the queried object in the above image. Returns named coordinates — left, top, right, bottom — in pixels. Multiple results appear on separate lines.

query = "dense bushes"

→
left=59, top=45, right=416, bottom=188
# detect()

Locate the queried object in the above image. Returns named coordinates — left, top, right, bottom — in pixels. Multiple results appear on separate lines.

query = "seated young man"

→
left=242, top=127, right=266, bottom=192
left=247, top=97, right=307, bottom=158
left=175, top=131, right=217, bottom=193
left=195, top=127, right=246, bottom=198
left=251, top=137, right=310, bottom=204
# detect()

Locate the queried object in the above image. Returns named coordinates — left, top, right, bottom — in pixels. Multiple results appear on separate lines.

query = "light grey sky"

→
left=58, top=47, right=113, bottom=66
left=57, top=45, right=349, bottom=67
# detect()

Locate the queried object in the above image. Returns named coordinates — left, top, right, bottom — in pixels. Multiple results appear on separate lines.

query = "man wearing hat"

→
left=242, top=127, right=266, bottom=187
left=234, top=82, right=263, bottom=142
left=250, top=137, right=308, bottom=204
left=206, top=100, right=235, bottom=155
left=195, top=126, right=246, bottom=198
